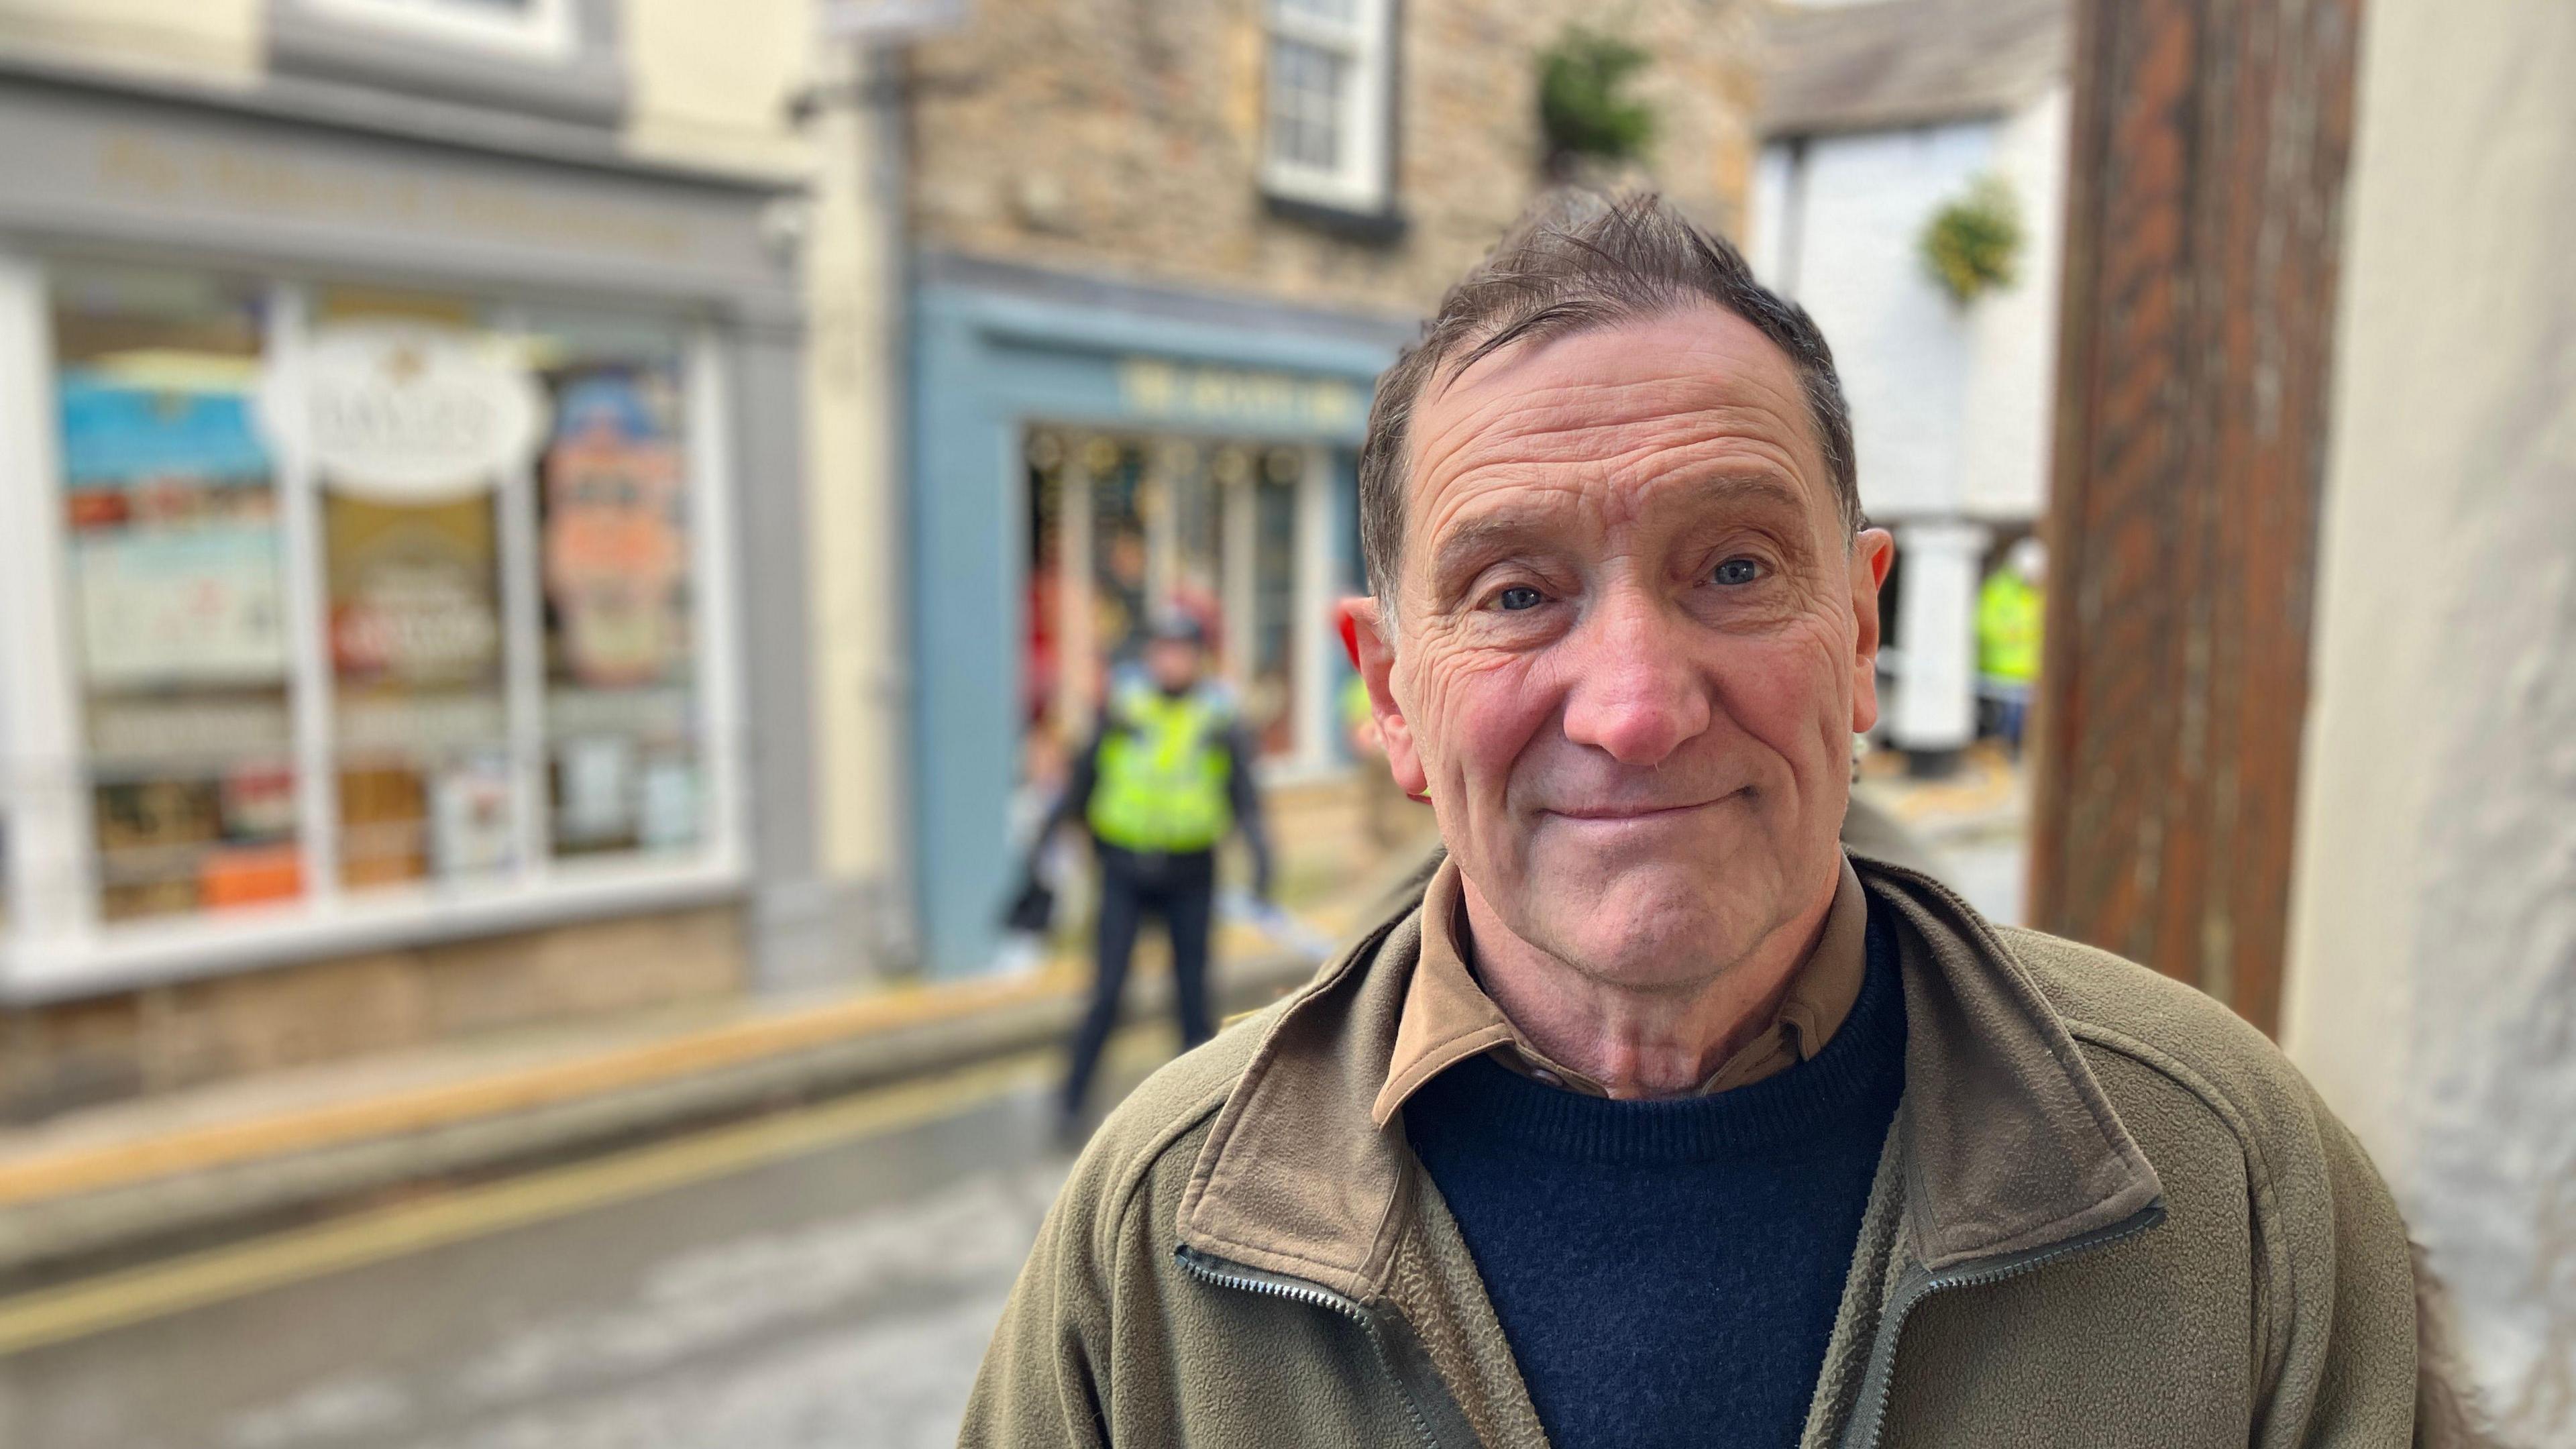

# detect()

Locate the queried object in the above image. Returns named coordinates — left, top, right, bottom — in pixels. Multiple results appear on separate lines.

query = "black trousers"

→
left=1062, top=845, right=1216, bottom=1117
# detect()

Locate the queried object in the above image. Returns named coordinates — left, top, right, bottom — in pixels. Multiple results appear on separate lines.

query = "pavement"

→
left=0, top=1031, right=1157, bottom=1448
left=0, top=824, right=1438, bottom=1290
left=1850, top=743, right=2032, bottom=926
left=0, top=857, right=1424, bottom=1448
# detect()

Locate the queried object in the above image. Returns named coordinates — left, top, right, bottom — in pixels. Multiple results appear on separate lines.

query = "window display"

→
left=22, top=265, right=724, bottom=951
left=532, top=318, right=701, bottom=859
left=326, top=489, right=510, bottom=884
left=52, top=266, right=299, bottom=922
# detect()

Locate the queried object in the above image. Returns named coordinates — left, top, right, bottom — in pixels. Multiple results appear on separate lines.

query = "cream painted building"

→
left=0, top=0, right=908, bottom=1118
left=2285, top=0, right=2576, bottom=1436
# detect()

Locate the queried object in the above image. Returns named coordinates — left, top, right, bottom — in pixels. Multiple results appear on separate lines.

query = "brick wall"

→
left=907, top=0, right=1764, bottom=316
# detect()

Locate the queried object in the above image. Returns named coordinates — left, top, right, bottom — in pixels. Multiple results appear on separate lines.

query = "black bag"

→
left=1002, top=868, right=1056, bottom=934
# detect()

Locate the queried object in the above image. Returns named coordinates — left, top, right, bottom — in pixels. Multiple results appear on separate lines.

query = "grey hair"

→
left=1356, top=190, right=1860, bottom=621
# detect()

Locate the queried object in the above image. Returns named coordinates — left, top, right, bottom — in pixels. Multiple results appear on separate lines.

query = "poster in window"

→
left=557, top=733, right=635, bottom=845
left=542, top=371, right=686, bottom=688
left=265, top=322, right=545, bottom=504
left=429, top=753, right=515, bottom=877
left=327, top=497, right=503, bottom=686
left=58, top=374, right=288, bottom=688
left=74, top=526, right=288, bottom=687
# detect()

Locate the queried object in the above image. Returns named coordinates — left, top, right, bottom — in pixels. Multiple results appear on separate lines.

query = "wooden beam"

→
left=2029, top=0, right=2365, bottom=1034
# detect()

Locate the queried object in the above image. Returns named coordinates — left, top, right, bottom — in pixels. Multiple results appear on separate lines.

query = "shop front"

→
left=910, top=255, right=1410, bottom=979
left=0, top=73, right=815, bottom=1034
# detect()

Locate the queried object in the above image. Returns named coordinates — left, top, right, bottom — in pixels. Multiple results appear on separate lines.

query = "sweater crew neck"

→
left=1405, top=902, right=1907, bottom=1167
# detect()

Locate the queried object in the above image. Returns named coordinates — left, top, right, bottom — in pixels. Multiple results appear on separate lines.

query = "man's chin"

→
left=1519, top=871, right=1778, bottom=985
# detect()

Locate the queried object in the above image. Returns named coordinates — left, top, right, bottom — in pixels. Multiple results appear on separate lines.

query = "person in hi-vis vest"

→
left=1035, top=613, right=1273, bottom=1138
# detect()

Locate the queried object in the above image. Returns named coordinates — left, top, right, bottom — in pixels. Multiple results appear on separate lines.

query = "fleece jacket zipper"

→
left=1837, top=1199, right=2169, bottom=1449
left=1175, top=1244, right=1480, bottom=1449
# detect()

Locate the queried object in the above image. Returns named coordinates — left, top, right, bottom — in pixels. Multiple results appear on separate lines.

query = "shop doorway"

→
left=1019, top=426, right=1330, bottom=784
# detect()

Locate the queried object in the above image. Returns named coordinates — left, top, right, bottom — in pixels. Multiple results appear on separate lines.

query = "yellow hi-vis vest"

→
left=1087, top=686, right=1235, bottom=854
left=1977, top=569, right=2045, bottom=684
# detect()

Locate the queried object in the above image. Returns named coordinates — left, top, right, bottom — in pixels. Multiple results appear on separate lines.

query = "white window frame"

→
left=1260, top=0, right=1397, bottom=216
left=0, top=255, right=747, bottom=1002
left=300, top=0, right=578, bottom=64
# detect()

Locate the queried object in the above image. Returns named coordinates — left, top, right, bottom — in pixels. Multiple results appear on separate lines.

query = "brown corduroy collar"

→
left=1369, top=855, right=1870, bottom=1125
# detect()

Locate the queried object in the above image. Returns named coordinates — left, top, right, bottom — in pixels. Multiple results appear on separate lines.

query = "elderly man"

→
left=962, top=193, right=2418, bottom=1448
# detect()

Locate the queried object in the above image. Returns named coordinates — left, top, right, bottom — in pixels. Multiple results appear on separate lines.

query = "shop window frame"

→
left=1023, top=424, right=1340, bottom=784
left=267, top=0, right=628, bottom=129
left=0, top=255, right=747, bottom=1002
left=1259, top=0, right=1400, bottom=223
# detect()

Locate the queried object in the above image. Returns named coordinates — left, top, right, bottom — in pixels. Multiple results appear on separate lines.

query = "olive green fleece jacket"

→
left=961, top=857, right=2421, bottom=1448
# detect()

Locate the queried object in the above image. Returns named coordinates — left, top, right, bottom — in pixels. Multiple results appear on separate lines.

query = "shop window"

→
left=1261, top=0, right=1397, bottom=217
left=51, top=267, right=299, bottom=923
left=13, top=264, right=731, bottom=971
left=532, top=321, right=702, bottom=861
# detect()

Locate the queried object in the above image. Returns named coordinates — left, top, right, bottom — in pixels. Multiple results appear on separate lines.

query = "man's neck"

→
left=1455, top=873, right=1838, bottom=1099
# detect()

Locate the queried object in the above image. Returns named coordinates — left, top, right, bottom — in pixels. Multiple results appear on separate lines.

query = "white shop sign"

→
left=261, top=323, right=547, bottom=501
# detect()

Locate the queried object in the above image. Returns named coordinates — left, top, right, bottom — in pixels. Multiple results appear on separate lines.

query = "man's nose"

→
left=1557, top=592, right=1713, bottom=767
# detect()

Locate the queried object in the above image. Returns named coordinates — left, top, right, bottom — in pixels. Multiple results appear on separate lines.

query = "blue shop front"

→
left=908, top=255, right=1410, bottom=979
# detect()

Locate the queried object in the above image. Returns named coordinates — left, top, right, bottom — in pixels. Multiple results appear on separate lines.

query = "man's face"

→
left=1146, top=637, right=1203, bottom=692
left=1352, top=307, right=1892, bottom=988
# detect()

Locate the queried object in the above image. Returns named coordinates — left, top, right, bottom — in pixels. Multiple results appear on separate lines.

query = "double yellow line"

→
left=0, top=1045, right=1083, bottom=1358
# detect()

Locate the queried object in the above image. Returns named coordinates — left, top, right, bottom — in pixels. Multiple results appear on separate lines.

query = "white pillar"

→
left=1889, top=520, right=1990, bottom=758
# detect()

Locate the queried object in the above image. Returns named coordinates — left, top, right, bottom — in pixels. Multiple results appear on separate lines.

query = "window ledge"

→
left=1263, top=190, right=1408, bottom=246
left=267, top=0, right=627, bottom=129
left=0, top=859, right=749, bottom=1004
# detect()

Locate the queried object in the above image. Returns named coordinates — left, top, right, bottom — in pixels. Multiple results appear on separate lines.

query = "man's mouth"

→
left=1542, top=791, right=1742, bottom=822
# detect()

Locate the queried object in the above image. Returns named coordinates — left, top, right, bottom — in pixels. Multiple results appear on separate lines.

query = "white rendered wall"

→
left=1958, top=85, right=2068, bottom=521
left=1747, top=144, right=1796, bottom=284
left=1765, top=120, right=1993, bottom=523
left=1755, top=100, right=2068, bottom=760
left=1755, top=101, right=2065, bottom=527
left=2283, top=0, right=2576, bottom=1436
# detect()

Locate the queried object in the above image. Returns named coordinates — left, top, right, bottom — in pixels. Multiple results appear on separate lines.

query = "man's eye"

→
left=1713, top=557, right=1765, bottom=586
left=1495, top=585, right=1545, bottom=612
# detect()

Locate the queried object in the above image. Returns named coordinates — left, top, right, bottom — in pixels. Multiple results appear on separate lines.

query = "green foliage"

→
left=1538, top=27, right=1658, bottom=168
left=1921, top=174, right=2026, bottom=303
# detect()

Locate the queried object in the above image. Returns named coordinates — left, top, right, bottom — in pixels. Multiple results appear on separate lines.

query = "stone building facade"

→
left=906, top=0, right=1764, bottom=315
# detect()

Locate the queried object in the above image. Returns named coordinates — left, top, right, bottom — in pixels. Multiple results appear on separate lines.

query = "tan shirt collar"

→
left=1370, top=854, right=1871, bottom=1126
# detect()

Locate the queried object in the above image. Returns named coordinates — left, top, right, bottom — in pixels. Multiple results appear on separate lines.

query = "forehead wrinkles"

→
left=1407, top=384, right=1819, bottom=555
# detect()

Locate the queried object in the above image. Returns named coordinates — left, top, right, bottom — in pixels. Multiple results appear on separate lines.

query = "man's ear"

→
left=1344, top=596, right=1430, bottom=798
left=1848, top=529, right=1896, bottom=735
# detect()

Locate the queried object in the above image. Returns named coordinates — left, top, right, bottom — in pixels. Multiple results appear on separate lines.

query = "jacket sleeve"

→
left=1034, top=717, right=1110, bottom=866
left=2257, top=1091, right=2424, bottom=1448
left=1222, top=720, right=1274, bottom=899
left=959, top=1181, right=1114, bottom=1448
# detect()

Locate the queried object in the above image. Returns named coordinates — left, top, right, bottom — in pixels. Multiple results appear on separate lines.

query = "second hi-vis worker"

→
left=1035, top=614, right=1273, bottom=1139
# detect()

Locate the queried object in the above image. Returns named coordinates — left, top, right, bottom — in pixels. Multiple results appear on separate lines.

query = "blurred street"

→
left=1852, top=744, right=2031, bottom=927
left=0, top=1041, right=1134, bottom=1449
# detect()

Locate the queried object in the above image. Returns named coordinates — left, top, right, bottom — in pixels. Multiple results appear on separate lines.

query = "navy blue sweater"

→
left=1404, top=905, right=1906, bottom=1449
